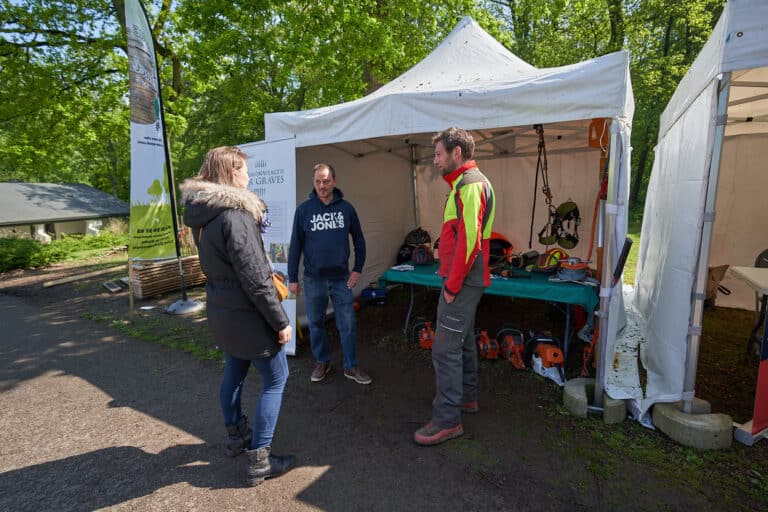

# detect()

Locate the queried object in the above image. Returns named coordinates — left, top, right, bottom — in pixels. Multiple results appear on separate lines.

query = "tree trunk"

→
left=606, top=0, right=625, bottom=53
left=630, top=126, right=650, bottom=208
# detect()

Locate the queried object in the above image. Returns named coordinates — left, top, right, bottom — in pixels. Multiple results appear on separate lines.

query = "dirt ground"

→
left=1, top=257, right=767, bottom=511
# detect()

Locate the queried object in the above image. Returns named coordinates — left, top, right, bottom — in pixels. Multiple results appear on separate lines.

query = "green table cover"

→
left=379, top=263, right=598, bottom=311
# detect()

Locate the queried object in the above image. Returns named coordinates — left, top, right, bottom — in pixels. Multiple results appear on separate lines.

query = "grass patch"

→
left=0, top=232, right=128, bottom=272
left=84, top=310, right=223, bottom=364
left=623, top=222, right=641, bottom=285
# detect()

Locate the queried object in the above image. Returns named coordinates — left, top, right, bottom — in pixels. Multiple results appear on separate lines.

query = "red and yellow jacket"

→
left=438, top=160, right=496, bottom=296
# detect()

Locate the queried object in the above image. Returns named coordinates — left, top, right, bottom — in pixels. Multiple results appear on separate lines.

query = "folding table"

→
left=378, top=263, right=599, bottom=362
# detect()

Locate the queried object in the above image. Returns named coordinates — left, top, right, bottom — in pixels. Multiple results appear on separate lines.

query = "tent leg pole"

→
left=595, top=121, right=620, bottom=408
left=682, top=73, right=731, bottom=413
left=410, top=144, right=420, bottom=227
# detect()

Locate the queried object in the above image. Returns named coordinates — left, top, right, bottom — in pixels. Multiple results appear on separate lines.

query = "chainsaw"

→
left=476, top=329, right=500, bottom=360
left=496, top=325, right=526, bottom=369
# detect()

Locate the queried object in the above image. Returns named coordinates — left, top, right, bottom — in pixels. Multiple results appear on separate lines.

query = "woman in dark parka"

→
left=181, top=146, right=294, bottom=486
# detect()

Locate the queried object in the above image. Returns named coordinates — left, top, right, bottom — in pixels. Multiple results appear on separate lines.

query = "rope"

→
left=529, top=124, right=551, bottom=248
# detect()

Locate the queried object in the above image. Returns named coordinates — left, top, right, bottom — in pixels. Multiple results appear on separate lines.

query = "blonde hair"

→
left=196, top=146, right=247, bottom=187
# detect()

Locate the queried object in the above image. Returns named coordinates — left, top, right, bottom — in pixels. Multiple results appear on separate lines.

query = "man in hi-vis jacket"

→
left=414, top=128, right=496, bottom=446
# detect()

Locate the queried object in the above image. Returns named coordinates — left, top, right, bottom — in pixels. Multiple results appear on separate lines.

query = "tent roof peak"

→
left=368, top=16, right=537, bottom=98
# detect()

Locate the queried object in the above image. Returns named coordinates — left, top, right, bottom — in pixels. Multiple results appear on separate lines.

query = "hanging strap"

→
left=529, top=124, right=550, bottom=248
left=530, top=124, right=557, bottom=247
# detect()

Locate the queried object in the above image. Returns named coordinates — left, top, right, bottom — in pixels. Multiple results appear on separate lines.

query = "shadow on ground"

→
left=1, top=259, right=766, bottom=511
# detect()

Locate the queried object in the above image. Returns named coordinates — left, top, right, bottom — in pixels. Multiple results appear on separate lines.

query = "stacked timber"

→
left=130, top=255, right=206, bottom=299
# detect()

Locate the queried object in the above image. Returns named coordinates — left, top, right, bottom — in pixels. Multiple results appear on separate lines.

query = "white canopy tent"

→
left=630, top=0, right=768, bottom=419
left=266, top=16, right=634, bottom=395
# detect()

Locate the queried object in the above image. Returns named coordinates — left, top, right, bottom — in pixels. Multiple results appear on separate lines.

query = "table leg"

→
left=762, top=298, right=768, bottom=360
left=563, top=304, right=571, bottom=371
left=403, top=284, right=414, bottom=335
left=747, top=294, right=767, bottom=355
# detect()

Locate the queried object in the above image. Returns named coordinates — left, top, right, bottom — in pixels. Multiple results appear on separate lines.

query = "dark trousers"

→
left=431, top=284, right=485, bottom=428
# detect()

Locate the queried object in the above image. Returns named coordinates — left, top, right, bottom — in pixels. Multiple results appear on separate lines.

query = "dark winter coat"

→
left=180, top=179, right=289, bottom=360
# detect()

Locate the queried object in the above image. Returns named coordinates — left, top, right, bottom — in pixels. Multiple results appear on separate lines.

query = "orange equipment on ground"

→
left=525, top=334, right=564, bottom=369
left=535, top=343, right=564, bottom=368
left=476, top=330, right=499, bottom=360
left=581, top=325, right=599, bottom=377
left=416, top=321, right=435, bottom=350
left=497, top=326, right=526, bottom=369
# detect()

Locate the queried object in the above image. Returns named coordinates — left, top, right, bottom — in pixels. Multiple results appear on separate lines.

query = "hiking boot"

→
left=246, top=446, right=296, bottom=487
left=413, top=421, right=463, bottom=446
left=311, top=361, right=331, bottom=382
left=225, top=416, right=252, bottom=457
left=461, top=401, right=479, bottom=414
left=344, top=366, right=372, bottom=385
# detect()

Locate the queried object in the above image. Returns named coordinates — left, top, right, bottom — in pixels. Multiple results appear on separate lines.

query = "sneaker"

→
left=311, top=361, right=331, bottom=382
left=414, top=422, right=464, bottom=446
left=343, top=366, right=372, bottom=385
left=461, top=401, right=479, bottom=414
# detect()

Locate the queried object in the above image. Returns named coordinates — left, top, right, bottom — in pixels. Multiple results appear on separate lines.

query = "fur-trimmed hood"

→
left=180, top=179, right=266, bottom=229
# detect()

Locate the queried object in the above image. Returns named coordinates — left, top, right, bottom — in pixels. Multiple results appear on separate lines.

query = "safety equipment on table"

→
left=556, top=257, right=590, bottom=281
left=497, top=325, right=526, bottom=369
left=489, top=232, right=515, bottom=266
left=411, top=244, right=435, bottom=265
left=396, top=244, right=414, bottom=264
left=476, top=329, right=500, bottom=360
left=404, top=227, right=431, bottom=247
left=535, top=248, right=569, bottom=273
left=396, top=227, right=433, bottom=264
left=522, top=250, right=540, bottom=270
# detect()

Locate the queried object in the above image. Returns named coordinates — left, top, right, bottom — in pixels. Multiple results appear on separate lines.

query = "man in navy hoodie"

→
left=288, top=163, right=372, bottom=385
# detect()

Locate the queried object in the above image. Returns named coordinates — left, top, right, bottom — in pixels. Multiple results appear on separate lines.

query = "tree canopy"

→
left=1, top=0, right=725, bottom=216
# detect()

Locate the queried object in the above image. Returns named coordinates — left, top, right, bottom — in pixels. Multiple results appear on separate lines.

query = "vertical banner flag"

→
left=125, top=0, right=176, bottom=259
left=239, top=138, right=298, bottom=355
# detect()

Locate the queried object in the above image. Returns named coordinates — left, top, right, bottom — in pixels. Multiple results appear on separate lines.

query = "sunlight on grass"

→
left=622, top=224, right=641, bottom=286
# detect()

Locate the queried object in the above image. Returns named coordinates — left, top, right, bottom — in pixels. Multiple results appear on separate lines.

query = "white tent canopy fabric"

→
left=266, top=17, right=633, bottom=149
left=265, top=17, right=634, bottom=394
left=630, top=0, right=768, bottom=420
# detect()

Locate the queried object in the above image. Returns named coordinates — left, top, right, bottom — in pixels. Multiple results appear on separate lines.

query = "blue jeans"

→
left=303, top=275, right=358, bottom=370
left=220, top=349, right=289, bottom=449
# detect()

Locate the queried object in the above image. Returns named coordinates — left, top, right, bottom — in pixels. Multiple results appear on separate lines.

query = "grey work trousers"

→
left=431, top=283, right=485, bottom=428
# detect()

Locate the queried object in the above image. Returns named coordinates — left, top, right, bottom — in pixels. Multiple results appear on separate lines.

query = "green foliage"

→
left=0, top=233, right=128, bottom=272
left=174, top=0, right=503, bottom=179
left=1, top=0, right=730, bottom=223
left=0, top=0, right=130, bottom=199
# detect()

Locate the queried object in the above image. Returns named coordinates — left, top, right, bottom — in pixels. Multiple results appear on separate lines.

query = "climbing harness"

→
left=528, top=124, right=581, bottom=250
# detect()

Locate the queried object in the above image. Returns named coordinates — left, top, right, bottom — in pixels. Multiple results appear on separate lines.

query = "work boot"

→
left=225, top=416, right=252, bottom=457
left=413, top=421, right=463, bottom=446
left=246, top=446, right=296, bottom=486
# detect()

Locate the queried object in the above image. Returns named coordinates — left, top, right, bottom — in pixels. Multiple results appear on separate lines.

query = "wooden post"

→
left=128, top=259, right=135, bottom=322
